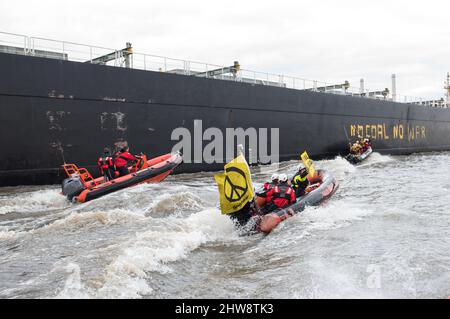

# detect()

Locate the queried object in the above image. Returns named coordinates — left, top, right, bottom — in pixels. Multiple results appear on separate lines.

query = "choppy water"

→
left=0, top=152, right=449, bottom=299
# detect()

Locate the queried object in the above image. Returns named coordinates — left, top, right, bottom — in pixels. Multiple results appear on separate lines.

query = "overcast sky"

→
left=1, top=0, right=449, bottom=99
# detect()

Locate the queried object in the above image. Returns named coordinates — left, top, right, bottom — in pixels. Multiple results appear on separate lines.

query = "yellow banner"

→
left=300, top=151, right=316, bottom=178
left=214, top=154, right=255, bottom=215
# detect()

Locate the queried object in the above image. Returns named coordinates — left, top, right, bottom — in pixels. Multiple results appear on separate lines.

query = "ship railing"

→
left=0, top=31, right=29, bottom=55
left=131, top=52, right=228, bottom=77
left=398, top=96, right=446, bottom=107
left=29, top=37, right=126, bottom=65
left=0, top=30, right=446, bottom=107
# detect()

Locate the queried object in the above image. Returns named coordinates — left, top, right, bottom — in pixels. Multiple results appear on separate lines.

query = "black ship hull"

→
left=1, top=52, right=450, bottom=186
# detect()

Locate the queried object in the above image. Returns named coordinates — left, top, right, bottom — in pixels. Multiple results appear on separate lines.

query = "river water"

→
left=0, top=152, right=449, bottom=299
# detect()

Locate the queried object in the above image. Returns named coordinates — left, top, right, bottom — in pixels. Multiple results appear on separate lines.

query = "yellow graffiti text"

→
left=349, top=123, right=426, bottom=141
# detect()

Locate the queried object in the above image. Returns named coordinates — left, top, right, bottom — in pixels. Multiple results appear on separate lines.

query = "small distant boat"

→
left=345, top=146, right=373, bottom=164
left=61, top=152, right=182, bottom=203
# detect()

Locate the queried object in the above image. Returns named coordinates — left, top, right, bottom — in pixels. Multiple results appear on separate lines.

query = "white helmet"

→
left=278, top=173, right=288, bottom=182
left=270, top=173, right=279, bottom=182
left=298, top=164, right=308, bottom=175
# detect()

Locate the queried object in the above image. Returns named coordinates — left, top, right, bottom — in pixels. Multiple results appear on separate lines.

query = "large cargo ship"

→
left=1, top=32, right=450, bottom=186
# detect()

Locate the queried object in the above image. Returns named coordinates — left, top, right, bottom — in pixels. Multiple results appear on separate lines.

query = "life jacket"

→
left=114, top=151, right=137, bottom=167
left=263, top=181, right=275, bottom=191
left=292, top=171, right=309, bottom=191
left=351, top=143, right=362, bottom=154
left=267, top=184, right=296, bottom=208
left=97, top=156, right=113, bottom=171
left=364, top=142, right=370, bottom=151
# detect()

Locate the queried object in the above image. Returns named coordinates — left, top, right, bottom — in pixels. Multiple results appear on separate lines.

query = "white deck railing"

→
left=0, top=31, right=446, bottom=108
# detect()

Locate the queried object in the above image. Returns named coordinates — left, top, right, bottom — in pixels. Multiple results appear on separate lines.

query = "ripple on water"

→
left=1, top=152, right=450, bottom=298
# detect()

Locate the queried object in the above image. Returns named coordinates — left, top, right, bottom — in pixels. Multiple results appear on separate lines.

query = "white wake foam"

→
left=145, top=191, right=205, bottom=217
left=0, top=230, right=17, bottom=240
left=0, top=189, right=69, bottom=215
left=288, top=199, right=375, bottom=233
left=357, top=152, right=393, bottom=167
left=55, top=263, right=92, bottom=299
left=73, top=208, right=237, bottom=298
left=32, top=208, right=145, bottom=235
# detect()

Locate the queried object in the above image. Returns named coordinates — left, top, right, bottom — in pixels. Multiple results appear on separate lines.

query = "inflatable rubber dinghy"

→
left=61, top=152, right=182, bottom=203
left=251, top=169, right=339, bottom=233
left=345, top=147, right=372, bottom=164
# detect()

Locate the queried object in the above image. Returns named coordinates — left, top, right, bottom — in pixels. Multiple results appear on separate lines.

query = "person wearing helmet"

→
left=291, top=164, right=310, bottom=197
left=97, top=147, right=115, bottom=182
left=278, top=173, right=288, bottom=183
left=263, top=174, right=279, bottom=191
left=358, top=138, right=365, bottom=148
left=256, top=173, right=279, bottom=206
left=350, top=141, right=362, bottom=155
left=114, top=146, right=139, bottom=177
left=362, top=138, right=371, bottom=152
left=263, top=173, right=296, bottom=213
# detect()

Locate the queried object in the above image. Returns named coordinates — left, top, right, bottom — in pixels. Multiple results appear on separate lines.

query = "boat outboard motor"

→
left=62, top=176, right=85, bottom=200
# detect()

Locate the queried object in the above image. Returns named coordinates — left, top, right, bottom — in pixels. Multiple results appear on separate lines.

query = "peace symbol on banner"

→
left=223, top=166, right=249, bottom=202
